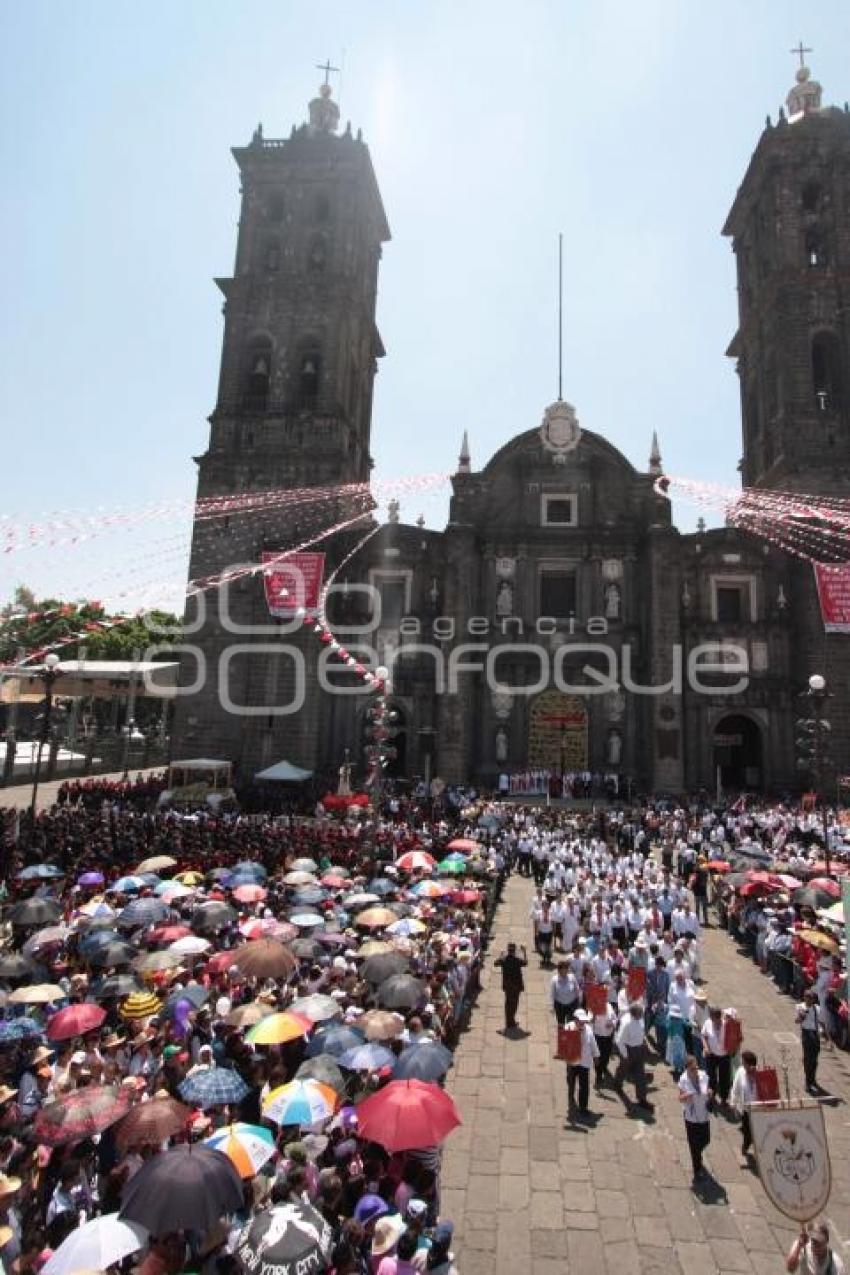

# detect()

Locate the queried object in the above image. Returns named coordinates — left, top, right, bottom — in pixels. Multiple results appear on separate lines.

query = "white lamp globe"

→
left=375, top=666, right=390, bottom=682
left=808, top=674, right=826, bottom=693
left=44, top=653, right=60, bottom=670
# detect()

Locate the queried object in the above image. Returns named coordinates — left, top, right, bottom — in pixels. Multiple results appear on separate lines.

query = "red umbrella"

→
left=47, top=1003, right=107, bottom=1041
left=707, top=860, right=731, bottom=872
left=147, top=925, right=192, bottom=945
left=739, top=881, right=773, bottom=899
left=207, top=951, right=238, bottom=975
left=451, top=889, right=481, bottom=905
left=446, top=838, right=479, bottom=854
left=34, top=1085, right=130, bottom=1145
left=355, top=1078, right=461, bottom=1151
left=807, top=877, right=841, bottom=898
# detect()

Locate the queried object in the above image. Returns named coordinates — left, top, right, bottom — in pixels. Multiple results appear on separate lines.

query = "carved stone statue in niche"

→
left=495, top=727, right=509, bottom=763
left=603, top=583, right=621, bottom=620
left=606, top=729, right=622, bottom=766
left=496, top=579, right=513, bottom=617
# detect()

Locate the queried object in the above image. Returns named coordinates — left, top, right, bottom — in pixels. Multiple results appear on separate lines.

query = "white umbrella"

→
left=169, top=935, right=211, bottom=956
left=43, top=1213, right=149, bottom=1275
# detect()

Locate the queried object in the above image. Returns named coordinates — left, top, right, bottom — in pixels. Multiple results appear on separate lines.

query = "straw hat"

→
left=371, top=1215, right=406, bottom=1256
left=28, top=1046, right=53, bottom=1067
left=0, top=1174, right=21, bottom=1197
left=0, top=1086, right=17, bottom=1105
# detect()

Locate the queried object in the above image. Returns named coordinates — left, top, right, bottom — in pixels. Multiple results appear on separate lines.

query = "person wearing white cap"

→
left=566, top=1009, right=599, bottom=1116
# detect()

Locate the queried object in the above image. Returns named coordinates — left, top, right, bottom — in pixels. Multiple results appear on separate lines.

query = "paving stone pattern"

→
left=442, top=873, right=850, bottom=1275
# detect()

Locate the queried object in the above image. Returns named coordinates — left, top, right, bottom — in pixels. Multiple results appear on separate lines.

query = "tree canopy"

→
left=0, top=586, right=181, bottom=665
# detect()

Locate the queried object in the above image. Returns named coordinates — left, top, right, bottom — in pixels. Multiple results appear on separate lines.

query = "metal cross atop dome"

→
left=316, top=60, right=340, bottom=87
left=790, top=41, right=812, bottom=69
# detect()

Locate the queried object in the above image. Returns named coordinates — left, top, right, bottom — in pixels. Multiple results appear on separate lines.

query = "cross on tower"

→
left=790, top=40, right=813, bottom=69
left=316, top=59, right=340, bottom=87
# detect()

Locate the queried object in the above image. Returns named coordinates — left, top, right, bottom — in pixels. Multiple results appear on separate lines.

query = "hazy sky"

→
left=1, top=1, right=848, bottom=611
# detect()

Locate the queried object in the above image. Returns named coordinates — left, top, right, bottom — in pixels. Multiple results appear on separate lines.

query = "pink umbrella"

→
left=47, top=1003, right=107, bottom=1041
left=233, top=884, right=267, bottom=904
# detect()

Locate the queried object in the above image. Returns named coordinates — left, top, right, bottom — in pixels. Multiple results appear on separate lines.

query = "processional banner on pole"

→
left=750, top=1102, right=831, bottom=1223
left=813, top=563, right=850, bottom=634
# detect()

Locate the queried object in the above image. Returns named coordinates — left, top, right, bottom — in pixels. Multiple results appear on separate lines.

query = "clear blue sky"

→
left=1, top=0, right=848, bottom=611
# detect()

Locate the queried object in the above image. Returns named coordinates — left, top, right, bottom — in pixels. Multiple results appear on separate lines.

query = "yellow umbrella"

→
left=797, top=928, right=840, bottom=954
left=246, top=1012, right=312, bottom=1046
left=175, top=871, right=204, bottom=886
left=8, top=984, right=65, bottom=1005
left=119, top=991, right=163, bottom=1020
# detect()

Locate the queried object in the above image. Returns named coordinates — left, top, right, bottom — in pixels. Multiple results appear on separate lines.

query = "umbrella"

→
left=290, top=858, right=318, bottom=873
left=437, top=859, right=466, bottom=875
left=0, top=955, right=34, bottom=980
left=295, top=1056, right=347, bottom=1093
left=397, top=851, right=437, bottom=873
left=339, top=1043, right=395, bottom=1072
left=34, top=1085, right=130, bottom=1146
left=112, top=876, right=149, bottom=894
left=119, top=1144, right=243, bottom=1235
left=0, top=1018, right=42, bottom=1043
left=739, top=881, right=774, bottom=899
left=304, top=1024, right=365, bottom=1059
left=393, top=1041, right=454, bottom=1081
left=47, top=1003, right=107, bottom=1041
left=359, top=1010, right=404, bottom=1041
left=289, top=994, right=342, bottom=1023
left=225, top=1003, right=271, bottom=1029
left=284, top=871, right=317, bottom=886
left=366, top=879, right=397, bottom=896
left=42, top=1213, right=149, bottom=1275
left=162, top=984, right=209, bottom=1014
left=169, top=936, right=211, bottom=956
left=355, top=907, right=398, bottom=930
left=119, top=991, right=163, bottom=1021
left=288, top=913, right=326, bottom=929
left=206, top=951, right=238, bottom=975
left=707, top=860, right=731, bottom=872
left=119, top=900, right=168, bottom=930
left=156, top=882, right=195, bottom=901
left=116, top=1095, right=193, bottom=1149
left=290, top=938, right=323, bottom=961
left=8, top=984, right=65, bottom=1006
left=23, top=926, right=71, bottom=956
left=233, top=860, right=267, bottom=880
left=356, top=940, right=394, bottom=959
left=234, top=1201, right=334, bottom=1275
left=86, top=941, right=138, bottom=968
left=262, top=1079, right=338, bottom=1127
left=147, top=925, right=192, bottom=945
left=233, top=940, right=297, bottom=980
left=355, top=1078, right=461, bottom=1151
left=133, top=951, right=184, bottom=976
left=204, top=1122, right=276, bottom=1178
left=178, top=1067, right=250, bottom=1108
left=233, top=884, right=267, bottom=904
left=796, top=928, right=840, bottom=954
left=818, top=900, right=844, bottom=924
left=446, top=838, right=479, bottom=853
left=410, top=880, right=449, bottom=900
left=91, top=974, right=144, bottom=1000
left=175, top=871, right=205, bottom=886
left=320, top=873, right=349, bottom=888
left=343, top=892, right=381, bottom=911
left=793, top=886, right=837, bottom=911
left=377, top=974, right=427, bottom=1010
left=10, top=898, right=62, bottom=927
left=246, top=1013, right=312, bottom=1047
left=78, top=871, right=106, bottom=888
left=18, top=865, right=64, bottom=881
left=135, top=855, right=177, bottom=874
left=292, top=887, right=326, bottom=907
left=808, top=877, right=841, bottom=898
left=361, top=953, right=410, bottom=985
left=386, top=918, right=427, bottom=937
left=452, top=888, right=481, bottom=906
left=192, top=903, right=237, bottom=933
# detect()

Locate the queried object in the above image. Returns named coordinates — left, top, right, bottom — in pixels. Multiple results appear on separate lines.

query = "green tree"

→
left=0, top=588, right=180, bottom=665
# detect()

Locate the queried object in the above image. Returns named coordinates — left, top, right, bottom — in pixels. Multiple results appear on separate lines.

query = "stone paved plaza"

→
left=442, top=874, right=850, bottom=1275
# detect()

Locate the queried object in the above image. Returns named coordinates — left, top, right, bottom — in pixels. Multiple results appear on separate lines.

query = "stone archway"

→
left=528, top=691, right=588, bottom=772
left=712, top=714, right=763, bottom=790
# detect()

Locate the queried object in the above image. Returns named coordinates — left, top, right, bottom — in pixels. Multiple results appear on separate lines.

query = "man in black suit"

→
left=495, top=942, right=528, bottom=1031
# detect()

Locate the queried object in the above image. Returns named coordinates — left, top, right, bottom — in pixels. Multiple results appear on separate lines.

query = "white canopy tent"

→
left=254, top=759, right=313, bottom=782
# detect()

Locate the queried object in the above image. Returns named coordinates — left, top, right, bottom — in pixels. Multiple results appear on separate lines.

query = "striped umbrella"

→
left=179, top=1067, right=250, bottom=1109
left=396, top=851, right=437, bottom=873
left=262, top=1079, right=338, bottom=1127
left=47, top=1003, right=106, bottom=1041
left=204, top=1122, right=275, bottom=1177
left=410, top=880, right=450, bottom=899
left=246, top=1012, right=312, bottom=1047
left=119, top=991, right=162, bottom=1021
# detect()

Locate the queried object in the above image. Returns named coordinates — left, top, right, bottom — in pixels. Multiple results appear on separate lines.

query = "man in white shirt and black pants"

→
left=614, top=1002, right=653, bottom=1111
left=796, top=990, right=826, bottom=1094
left=566, top=1008, right=600, bottom=1117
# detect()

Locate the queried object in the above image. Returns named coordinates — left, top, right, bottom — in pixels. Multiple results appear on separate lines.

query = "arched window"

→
left=805, top=227, right=827, bottom=268
left=314, top=192, right=330, bottom=223
left=308, top=234, right=327, bottom=272
left=811, top=332, right=843, bottom=414
left=801, top=181, right=822, bottom=213
left=244, top=338, right=272, bottom=409
left=298, top=350, right=321, bottom=403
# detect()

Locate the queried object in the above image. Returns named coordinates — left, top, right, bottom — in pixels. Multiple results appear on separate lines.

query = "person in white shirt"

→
left=699, top=1007, right=732, bottom=1104
left=786, top=1220, right=847, bottom=1275
left=614, top=1002, right=652, bottom=1109
left=592, top=998, right=618, bottom=1085
left=668, top=971, right=696, bottom=1052
left=678, top=1054, right=713, bottom=1184
left=566, top=1009, right=600, bottom=1116
left=730, top=1050, right=759, bottom=1158
left=550, top=962, right=581, bottom=1026
left=795, top=990, right=827, bottom=1095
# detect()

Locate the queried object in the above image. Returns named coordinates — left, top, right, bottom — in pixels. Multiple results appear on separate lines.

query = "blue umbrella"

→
left=18, top=865, right=64, bottom=881
left=79, top=929, right=123, bottom=952
left=118, top=899, right=168, bottom=930
left=293, top=888, right=326, bottom=907
left=392, top=1041, right=454, bottom=1081
left=179, top=1067, right=250, bottom=1109
left=86, top=940, right=137, bottom=968
left=366, top=879, right=396, bottom=896
left=304, top=1025, right=365, bottom=1060
left=0, top=1017, right=44, bottom=1043
left=232, top=861, right=267, bottom=881
left=339, top=1043, right=396, bottom=1072
left=113, top=876, right=148, bottom=894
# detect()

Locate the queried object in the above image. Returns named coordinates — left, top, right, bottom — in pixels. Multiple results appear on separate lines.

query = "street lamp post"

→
left=30, top=653, right=62, bottom=817
left=807, top=673, right=832, bottom=880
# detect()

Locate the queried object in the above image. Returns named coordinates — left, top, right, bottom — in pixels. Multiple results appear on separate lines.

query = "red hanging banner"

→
left=813, top=563, right=850, bottom=634
left=262, top=552, right=326, bottom=618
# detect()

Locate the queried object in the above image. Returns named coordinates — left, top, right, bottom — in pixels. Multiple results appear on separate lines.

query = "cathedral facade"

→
left=171, top=68, right=850, bottom=796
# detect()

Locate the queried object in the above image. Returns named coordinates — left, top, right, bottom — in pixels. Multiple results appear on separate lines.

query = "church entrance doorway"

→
left=712, top=714, right=762, bottom=791
left=528, top=691, right=588, bottom=794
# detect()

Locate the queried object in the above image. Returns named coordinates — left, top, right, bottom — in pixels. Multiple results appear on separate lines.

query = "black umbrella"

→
left=192, top=903, right=237, bottom=934
left=86, top=941, right=138, bottom=968
left=118, top=899, right=169, bottom=930
left=10, top=899, right=61, bottom=927
left=91, top=974, right=145, bottom=1000
left=295, top=1055, right=348, bottom=1093
left=792, top=886, right=835, bottom=911
left=163, top=984, right=209, bottom=1015
left=377, top=974, right=427, bottom=1010
left=361, top=953, right=410, bottom=985
left=290, top=938, right=322, bottom=962
left=393, top=1040, right=454, bottom=1081
left=120, top=1145, right=243, bottom=1235
left=235, top=1202, right=334, bottom=1275
left=0, top=955, right=33, bottom=980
